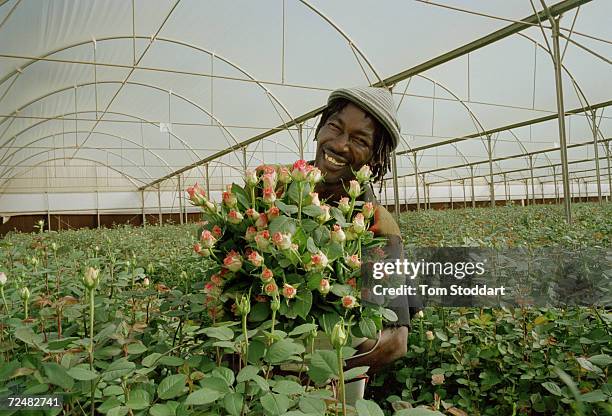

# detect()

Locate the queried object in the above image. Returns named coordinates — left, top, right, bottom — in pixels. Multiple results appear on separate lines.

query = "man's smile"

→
left=323, top=150, right=348, bottom=168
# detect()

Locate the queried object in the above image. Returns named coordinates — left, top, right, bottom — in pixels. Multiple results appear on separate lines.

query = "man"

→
left=312, top=86, right=419, bottom=374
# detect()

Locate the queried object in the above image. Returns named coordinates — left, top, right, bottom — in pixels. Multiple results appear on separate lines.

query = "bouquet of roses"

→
left=187, top=160, right=395, bottom=345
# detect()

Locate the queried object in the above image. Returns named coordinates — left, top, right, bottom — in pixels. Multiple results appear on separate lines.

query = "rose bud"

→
left=245, top=169, right=259, bottom=186
left=143, top=277, right=150, bottom=287
left=261, top=165, right=276, bottom=175
left=203, top=199, right=217, bottom=213
left=0, top=272, right=7, bottom=286
left=222, top=188, right=238, bottom=208
left=317, top=205, right=331, bottom=223
left=291, top=159, right=312, bottom=181
left=278, top=166, right=292, bottom=184
left=270, top=296, right=281, bottom=311
left=266, top=206, right=280, bottom=220
left=223, top=250, right=243, bottom=272
left=309, top=192, right=321, bottom=207
left=245, top=208, right=260, bottom=221
left=83, top=267, right=100, bottom=290
left=306, top=251, right=329, bottom=271
left=282, top=283, right=297, bottom=299
left=200, top=248, right=211, bottom=257
left=200, top=230, right=217, bottom=248
left=318, top=278, right=331, bottom=295
left=212, top=225, right=223, bottom=238
left=272, top=232, right=292, bottom=250
left=254, top=231, right=271, bottom=251
left=245, top=226, right=257, bottom=242
left=236, top=294, right=251, bottom=316
left=416, top=310, right=425, bottom=319
left=260, top=267, right=274, bottom=282
left=264, top=281, right=278, bottom=296
left=210, top=274, right=223, bottom=286
left=338, top=197, right=351, bottom=214
left=255, top=213, right=268, bottom=229
left=262, top=172, right=277, bottom=189
left=308, top=167, right=323, bottom=184
left=362, top=202, right=374, bottom=219
left=348, top=180, right=361, bottom=199
left=331, top=320, right=347, bottom=349
left=344, top=228, right=357, bottom=241
left=431, top=374, right=445, bottom=386
left=21, top=286, right=30, bottom=300
left=355, top=165, right=372, bottom=183
left=204, top=282, right=218, bottom=294
left=426, top=330, right=435, bottom=341
left=330, top=224, right=346, bottom=243
left=187, top=182, right=207, bottom=205
left=248, top=250, right=264, bottom=268
left=347, top=278, right=356, bottom=288
left=345, top=254, right=361, bottom=270
left=341, top=295, right=358, bottom=309
left=351, top=213, right=366, bottom=234
left=262, top=187, right=276, bottom=205
left=227, top=210, right=243, bottom=225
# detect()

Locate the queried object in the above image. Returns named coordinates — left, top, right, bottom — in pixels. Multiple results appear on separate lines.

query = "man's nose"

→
left=330, top=132, right=350, bottom=153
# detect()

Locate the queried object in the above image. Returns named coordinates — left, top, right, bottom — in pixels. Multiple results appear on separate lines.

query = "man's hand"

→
left=346, top=326, right=408, bottom=375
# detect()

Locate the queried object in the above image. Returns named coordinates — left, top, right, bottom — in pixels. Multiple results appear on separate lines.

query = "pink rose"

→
left=331, top=224, right=346, bottom=243
left=227, top=210, right=243, bottom=225
left=282, top=283, right=297, bottom=299
left=278, top=166, right=292, bottom=184
left=223, top=250, right=242, bottom=272
left=262, top=187, right=276, bottom=205
left=338, top=197, right=351, bottom=214
left=186, top=183, right=207, bottom=205
left=264, top=281, right=278, bottom=296
left=345, top=254, right=361, bottom=270
left=356, top=165, right=372, bottom=183
left=267, top=206, right=280, bottom=220
left=245, top=170, right=258, bottom=186
left=291, top=159, right=313, bottom=181
left=348, top=180, right=361, bottom=199
left=246, top=208, right=259, bottom=221
left=318, top=278, right=331, bottom=295
left=200, top=230, right=217, bottom=249
left=309, top=192, right=321, bottom=206
left=262, top=172, right=277, bottom=189
left=248, top=250, right=264, bottom=268
left=306, top=251, right=328, bottom=271
left=212, top=225, right=223, bottom=238
left=351, top=213, right=366, bottom=234
left=260, top=268, right=274, bottom=282
left=255, top=213, right=268, bottom=229
left=210, top=274, right=223, bottom=286
left=222, top=189, right=237, bottom=208
left=245, top=226, right=257, bottom=242
left=362, top=202, right=375, bottom=219
left=254, top=231, right=271, bottom=251
left=308, top=167, right=322, bottom=183
left=272, top=232, right=292, bottom=250
left=317, top=205, right=331, bottom=223
left=342, top=295, right=358, bottom=309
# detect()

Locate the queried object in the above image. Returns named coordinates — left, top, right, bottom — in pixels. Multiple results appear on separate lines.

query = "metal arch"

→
left=0, top=146, right=154, bottom=188
left=0, top=129, right=173, bottom=174
left=297, top=0, right=385, bottom=86
left=0, top=35, right=299, bottom=149
left=0, top=156, right=142, bottom=196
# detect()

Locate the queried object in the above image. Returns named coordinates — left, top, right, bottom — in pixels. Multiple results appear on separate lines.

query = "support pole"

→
left=503, top=173, right=508, bottom=204
left=177, top=176, right=183, bottom=224
left=426, top=183, right=431, bottom=210
left=391, top=151, right=401, bottom=220
left=384, top=180, right=388, bottom=208
left=540, top=181, right=545, bottom=204
left=141, top=190, right=146, bottom=226
left=298, top=123, right=304, bottom=160
left=462, top=179, right=467, bottom=208
left=592, top=111, right=602, bottom=203
left=157, top=184, right=162, bottom=226
left=242, top=146, right=248, bottom=176
left=487, top=135, right=495, bottom=207
left=607, top=143, right=612, bottom=201
left=576, top=177, right=581, bottom=202
left=413, top=152, right=420, bottom=211
left=470, top=165, right=475, bottom=208
left=551, top=17, right=572, bottom=222
left=46, top=192, right=51, bottom=231
left=524, top=180, right=529, bottom=205
left=553, top=166, right=559, bottom=203
left=96, top=191, right=100, bottom=228
left=449, top=181, right=453, bottom=209
left=205, top=163, right=210, bottom=197
left=404, top=176, right=409, bottom=211
left=529, top=155, right=535, bottom=205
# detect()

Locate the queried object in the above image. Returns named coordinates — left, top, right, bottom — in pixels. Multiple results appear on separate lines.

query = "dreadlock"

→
left=314, top=98, right=394, bottom=184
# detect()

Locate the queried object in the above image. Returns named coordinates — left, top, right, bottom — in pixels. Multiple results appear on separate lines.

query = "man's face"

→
left=314, top=102, right=376, bottom=185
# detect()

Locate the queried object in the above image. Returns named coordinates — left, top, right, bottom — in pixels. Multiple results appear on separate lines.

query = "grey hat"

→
left=328, top=86, right=401, bottom=150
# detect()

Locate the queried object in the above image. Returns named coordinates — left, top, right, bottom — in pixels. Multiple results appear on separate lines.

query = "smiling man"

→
left=312, top=87, right=420, bottom=374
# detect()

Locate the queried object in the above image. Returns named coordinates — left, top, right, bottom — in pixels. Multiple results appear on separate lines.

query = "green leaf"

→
left=301, top=219, right=319, bottom=233
left=269, top=216, right=297, bottom=236
left=212, top=367, right=235, bottom=386
left=356, top=399, right=384, bottom=416
left=142, top=353, right=162, bottom=367
left=580, top=389, right=607, bottom=403
left=159, top=356, right=184, bottom=367
left=275, top=200, right=298, bottom=215
left=299, top=396, right=326, bottom=414
left=107, top=406, right=129, bottom=416
left=359, top=318, right=377, bottom=339
left=67, top=365, right=99, bottom=381
left=260, top=392, right=291, bottom=416
left=289, top=323, right=318, bottom=337
left=236, top=365, right=260, bottom=383
left=588, top=354, right=612, bottom=367
left=306, top=237, right=318, bottom=254
left=302, top=205, right=324, bottom=218
left=382, top=308, right=398, bottom=322
left=308, top=350, right=339, bottom=384
left=43, top=362, right=74, bottom=390
left=343, top=366, right=370, bottom=381
left=266, top=339, right=305, bottom=364
left=0, top=361, right=20, bottom=381
left=325, top=242, right=344, bottom=261
left=15, top=326, right=45, bottom=349
left=103, top=358, right=135, bottom=381
left=126, top=342, right=147, bottom=355
left=149, top=403, right=174, bottom=416
left=185, top=387, right=222, bottom=405
left=273, top=380, right=304, bottom=395
left=541, top=381, right=564, bottom=397
left=434, top=330, right=448, bottom=342
left=157, top=374, right=187, bottom=400
left=232, top=183, right=250, bottom=210
left=202, top=326, right=234, bottom=340
left=394, top=409, right=445, bottom=416
left=576, top=357, right=602, bottom=373
left=223, top=392, right=244, bottom=415
left=294, top=290, right=313, bottom=320
left=126, top=389, right=150, bottom=410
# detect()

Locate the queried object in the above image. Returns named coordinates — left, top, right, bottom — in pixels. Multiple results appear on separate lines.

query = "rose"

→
left=338, top=197, right=351, bottom=214
left=255, top=213, right=268, bottom=229
left=223, top=250, right=242, bottom=272
left=187, top=183, right=207, bottom=205
left=245, top=170, right=258, bottom=186
left=260, top=268, right=274, bottom=282
left=210, top=274, right=223, bottom=286
left=248, top=251, right=264, bottom=267
left=212, top=225, right=223, bottom=238
left=254, top=230, right=271, bottom=251
left=262, top=187, right=276, bottom=205
left=0, top=272, right=6, bottom=286
left=362, top=202, right=374, bottom=219
left=318, top=278, right=331, bottom=295
left=245, top=226, right=257, bottom=242
left=278, top=166, right=292, bottom=184
left=341, top=295, right=358, bottom=309
left=194, top=243, right=210, bottom=257
left=83, top=267, right=100, bottom=290
left=200, top=230, right=217, bottom=248
left=348, top=180, right=361, bottom=199
left=262, top=172, right=277, bottom=189
left=355, top=165, right=372, bottom=183
left=317, top=205, right=331, bottom=223
left=264, top=281, right=278, bottom=296
left=143, top=277, right=150, bottom=287
left=416, top=310, right=424, bottom=319
left=272, top=232, right=292, bottom=250
left=222, top=189, right=237, bottom=208
left=282, top=283, right=297, bottom=299
left=425, top=330, right=434, bottom=341
left=331, top=320, right=347, bottom=349
left=259, top=165, right=276, bottom=175
left=267, top=206, right=280, bottom=220
left=204, top=282, right=219, bottom=294
left=431, top=374, right=445, bottom=386
left=308, top=192, right=321, bottom=206
left=306, top=251, right=328, bottom=271
left=345, top=254, right=361, bottom=270
left=330, top=224, right=346, bottom=243
left=309, top=167, right=322, bottom=183
left=351, top=213, right=366, bottom=234
left=245, top=208, right=259, bottom=220
left=20, top=287, right=30, bottom=300
left=227, top=210, right=243, bottom=225
left=347, top=278, right=356, bottom=288
left=291, top=159, right=313, bottom=181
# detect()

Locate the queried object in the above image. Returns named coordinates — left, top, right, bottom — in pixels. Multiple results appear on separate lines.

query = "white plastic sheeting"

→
left=0, top=0, right=610, bottom=215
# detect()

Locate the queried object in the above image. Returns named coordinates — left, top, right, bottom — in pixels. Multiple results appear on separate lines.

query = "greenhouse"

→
left=0, top=0, right=610, bottom=415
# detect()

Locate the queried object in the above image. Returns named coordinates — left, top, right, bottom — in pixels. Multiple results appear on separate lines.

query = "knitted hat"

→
left=328, top=86, right=401, bottom=150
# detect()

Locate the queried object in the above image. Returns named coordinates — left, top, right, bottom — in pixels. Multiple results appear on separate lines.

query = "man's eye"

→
left=328, top=122, right=340, bottom=130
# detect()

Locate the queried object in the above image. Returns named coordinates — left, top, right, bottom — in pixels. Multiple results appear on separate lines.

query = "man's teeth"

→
left=325, top=153, right=346, bottom=167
